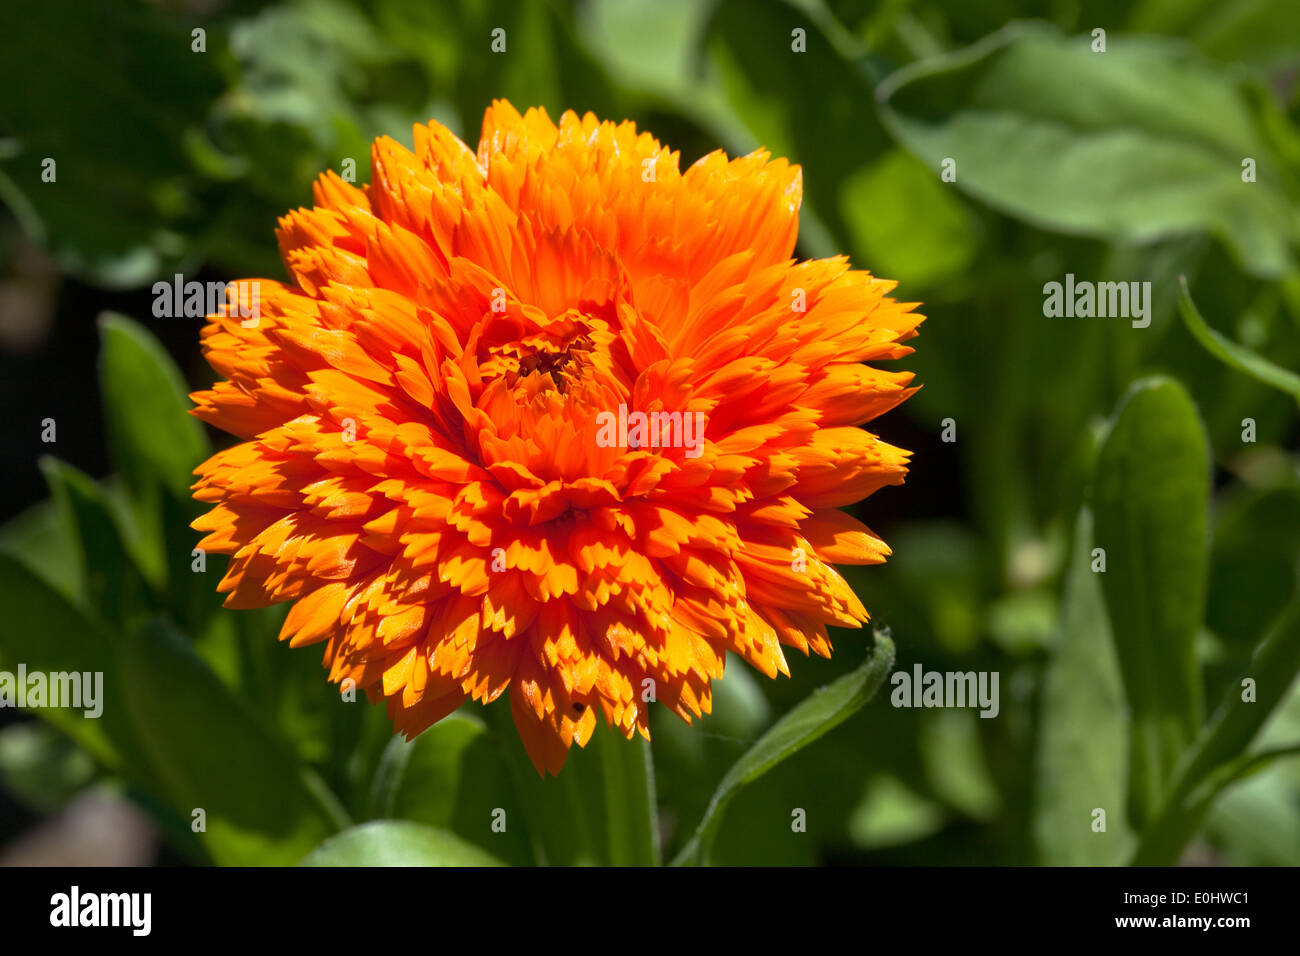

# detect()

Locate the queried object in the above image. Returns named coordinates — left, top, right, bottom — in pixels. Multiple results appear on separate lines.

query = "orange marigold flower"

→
left=190, top=100, right=922, bottom=774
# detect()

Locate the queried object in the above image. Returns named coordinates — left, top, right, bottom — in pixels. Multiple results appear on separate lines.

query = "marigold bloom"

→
left=191, top=101, right=922, bottom=774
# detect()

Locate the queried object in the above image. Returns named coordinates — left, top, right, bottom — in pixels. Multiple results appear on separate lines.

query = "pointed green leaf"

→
left=671, top=629, right=895, bottom=865
left=0, top=497, right=80, bottom=600
left=120, top=617, right=338, bottom=865
left=39, top=457, right=157, bottom=622
left=98, top=312, right=208, bottom=508
left=1033, top=507, right=1132, bottom=864
left=0, top=554, right=125, bottom=767
left=1092, top=377, right=1209, bottom=826
left=1178, top=276, right=1300, bottom=408
left=300, top=821, right=505, bottom=867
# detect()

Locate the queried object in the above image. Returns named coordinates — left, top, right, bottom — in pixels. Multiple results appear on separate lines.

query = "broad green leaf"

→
left=1130, top=0, right=1300, bottom=72
left=1179, top=277, right=1300, bottom=409
left=0, top=497, right=79, bottom=601
left=1204, top=766, right=1300, bottom=866
left=99, top=312, right=209, bottom=591
left=577, top=0, right=713, bottom=103
left=300, top=820, right=505, bottom=867
left=877, top=22, right=1298, bottom=278
left=0, top=554, right=126, bottom=768
left=39, top=457, right=157, bottom=622
left=840, top=147, right=982, bottom=290
left=671, top=629, right=895, bottom=865
left=367, top=712, right=533, bottom=865
left=1033, top=507, right=1132, bottom=865
left=99, top=313, right=209, bottom=504
left=1092, top=377, right=1209, bottom=826
left=120, top=617, right=338, bottom=865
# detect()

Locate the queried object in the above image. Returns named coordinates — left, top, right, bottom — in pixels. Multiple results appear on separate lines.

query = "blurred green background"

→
left=0, top=0, right=1298, bottom=866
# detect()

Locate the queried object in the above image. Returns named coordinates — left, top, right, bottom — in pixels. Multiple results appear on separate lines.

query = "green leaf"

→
left=0, top=498, right=80, bottom=600
left=848, top=774, right=946, bottom=850
left=877, top=22, right=1298, bottom=278
left=1092, top=377, right=1209, bottom=826
left=1179, top=276, right=1300, bottom=408
left=0, top=554, right=126, bottom=768
left=671, top=629, right=896, bottom=865
left=39, top=457, right=156, bottom=622
left=1032, top=507, right=1132, bottom=864
left=99, top=312, right=208, bottom=504
left=840, top=147, right=982, bottom=290
left=1203, top=764, right=1300, bottom=865
left=1130, top=0, right=1300, bottom=73
left=577, top=0, right=720, bottom=109
left=99, top=312, right=209, bottom=592
left=1132, top=602, right=1300, bottom=864
left=160, top=487, right=224, bottom=636
left=366, top=712, right=534, bottom=865
left=300, top=820, right=505, bottom=867
left=119, top=617, right=338, bottom=865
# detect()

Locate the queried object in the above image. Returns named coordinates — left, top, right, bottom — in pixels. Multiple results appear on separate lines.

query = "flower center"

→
left=515, top=333, right=593, bottom=394
left=477, top=308, right=606, bottom=397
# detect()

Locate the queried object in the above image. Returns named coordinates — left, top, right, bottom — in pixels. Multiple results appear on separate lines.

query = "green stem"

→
left=1131, top=604, right=1300, bottom=865
left=596, top=727, right=660, bottom=866
left=484, top=699, right=551, bottom=866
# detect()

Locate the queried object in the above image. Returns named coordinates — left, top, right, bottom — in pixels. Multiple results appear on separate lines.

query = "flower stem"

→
left=596, top=726, right=660, bottom=866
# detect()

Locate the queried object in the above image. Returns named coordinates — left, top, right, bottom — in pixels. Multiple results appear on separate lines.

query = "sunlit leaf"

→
left=672, top=629, right=895, bottom=865
left=300, top=820, right=505, bottom=866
